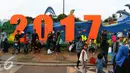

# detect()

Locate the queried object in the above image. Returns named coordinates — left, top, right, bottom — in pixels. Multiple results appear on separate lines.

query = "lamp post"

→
left=63, top=0, right=65, bottom=14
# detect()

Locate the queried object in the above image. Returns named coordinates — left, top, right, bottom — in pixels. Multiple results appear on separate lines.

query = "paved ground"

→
left=0, top=49, right=113, bottom=73
left=0, top=48, right=112, bottom=63
left=0, top=65, right=22, bottom=73
left=0, top=65, right=112, bottom=73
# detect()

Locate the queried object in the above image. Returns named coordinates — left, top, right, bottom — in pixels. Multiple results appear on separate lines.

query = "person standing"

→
left=100, top=30, right=109, bottom=67
left=79, top=44, right=88, bottom=73
left=1, top=34, right=8, bottom=53
left=46, top=31, right=53, bottom=51
left=31, top=29, right=39, bottom=54
left=56, top=32, right=62, bottom=55
left=52, top=31, right=56, bottom=51
left=75, top=36, right=83, bottom=69
left=23, top=32, right=30, bottom=54
left=112, top=33, right=117, bottom=51
left=114, top=32, right=129, bottom=73
left=0, top=29, right=7, bottom=50
left=96, top=53, right=105, bottom=73
left=15, top=30, right=21, bottom=53
left=111, top=37, right=119, bottom=72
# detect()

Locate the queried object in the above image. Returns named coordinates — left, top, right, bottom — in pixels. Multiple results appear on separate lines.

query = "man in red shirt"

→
left=24, top=32, right=30, bottom=54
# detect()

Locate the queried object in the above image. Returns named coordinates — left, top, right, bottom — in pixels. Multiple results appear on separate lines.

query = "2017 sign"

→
left=10, top=14, right=101, bottom=42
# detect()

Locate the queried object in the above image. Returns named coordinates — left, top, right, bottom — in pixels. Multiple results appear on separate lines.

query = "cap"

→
left=117, top=32, right=124, bottom=38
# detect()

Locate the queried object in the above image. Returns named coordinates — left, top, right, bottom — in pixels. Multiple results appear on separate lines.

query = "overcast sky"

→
left=0, top=0, right=130, bottom=20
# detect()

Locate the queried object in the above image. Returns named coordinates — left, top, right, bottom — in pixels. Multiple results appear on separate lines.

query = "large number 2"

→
left=10, top=14, right=27, bottom=42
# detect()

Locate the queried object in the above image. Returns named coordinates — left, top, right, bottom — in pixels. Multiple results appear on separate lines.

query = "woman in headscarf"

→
left=114, top=32, right=129, bottom=73
left=1, top=33, right=8, bottom=53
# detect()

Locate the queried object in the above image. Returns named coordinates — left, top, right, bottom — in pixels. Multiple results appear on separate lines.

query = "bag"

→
left=47, top=49, right=52, bottom=54
left=90, top=57, right=96, bottom=64
left=69, top=44, right=74, bottom=51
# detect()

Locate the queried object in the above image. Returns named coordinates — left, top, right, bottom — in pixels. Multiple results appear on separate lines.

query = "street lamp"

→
left=63, top=0, right=65, bottom=14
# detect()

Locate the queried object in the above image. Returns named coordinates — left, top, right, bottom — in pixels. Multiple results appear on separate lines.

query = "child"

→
left=12, top=38, right=19, bottom=55
left=79, top=44, right=88, bottom=73
left=96, top=53, right=104, bottom=73
left=88, top=39, right=96, bottom=54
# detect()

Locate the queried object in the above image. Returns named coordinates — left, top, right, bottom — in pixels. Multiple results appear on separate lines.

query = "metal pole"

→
left=63, top=0, right=65, bottom=14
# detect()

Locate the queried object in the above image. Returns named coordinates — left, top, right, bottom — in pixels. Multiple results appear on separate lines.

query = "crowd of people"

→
left=74, top=29, right=130, bottom=73
left=0, top=29, right=62, bottom=55
left=1, top=28, right=130, bottom=73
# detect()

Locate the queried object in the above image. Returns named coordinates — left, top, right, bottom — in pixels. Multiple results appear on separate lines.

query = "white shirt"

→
left=79, top=49, right=88, bottom=61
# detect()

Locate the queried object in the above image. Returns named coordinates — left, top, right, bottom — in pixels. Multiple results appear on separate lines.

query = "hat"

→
left=117, top=32, right=124, bottom=38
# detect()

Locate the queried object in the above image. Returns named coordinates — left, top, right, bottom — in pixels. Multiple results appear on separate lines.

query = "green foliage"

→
left=75, top=17, right=82, bottom=22
left=104, top=19, right=109, bottom=23
left=2, top=20, right=15, bottom=36
left=57, top=14, right=67, bottom=21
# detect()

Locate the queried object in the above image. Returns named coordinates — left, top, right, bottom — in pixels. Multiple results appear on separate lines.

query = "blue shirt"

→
left=116, top=45, right=129, bottom=67
left=96, top=59, right=104, bottom=70
left=76, top=41, right=83, bottom=53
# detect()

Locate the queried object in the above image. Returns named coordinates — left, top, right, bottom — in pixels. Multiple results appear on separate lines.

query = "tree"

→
left=2, top=20, right=15, bottom=35
left=75, top=17, right=82, bottom=22
left=57, top=14, right=67, bottom=21
left=104, top=19, right=109, bottom=23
